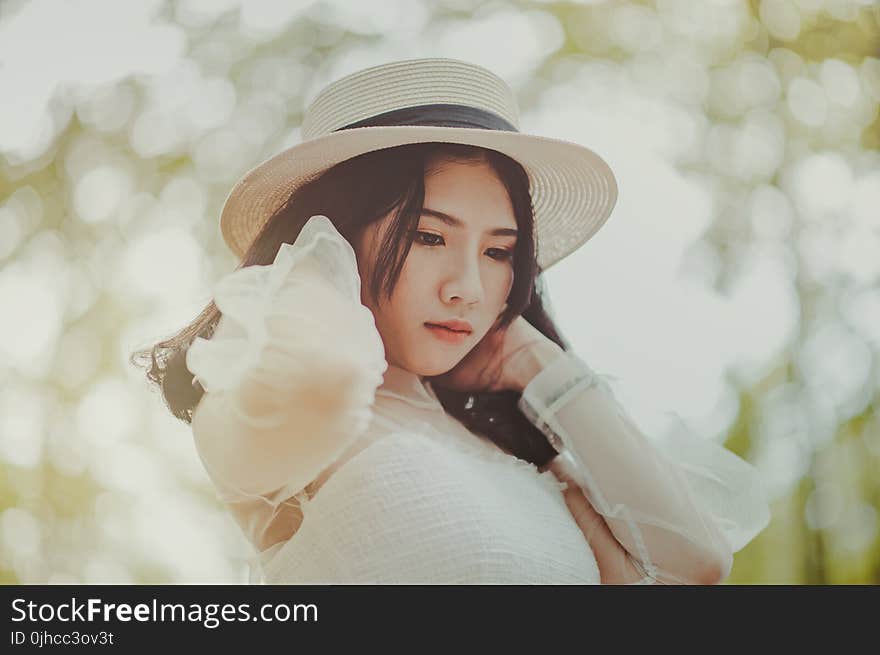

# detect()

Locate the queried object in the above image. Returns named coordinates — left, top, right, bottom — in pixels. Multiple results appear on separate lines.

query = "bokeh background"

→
left=1, top=0, right=878, bottom=584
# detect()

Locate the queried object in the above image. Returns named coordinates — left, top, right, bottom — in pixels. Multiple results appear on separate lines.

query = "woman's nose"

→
left=441, top=253, right=484, bottom=306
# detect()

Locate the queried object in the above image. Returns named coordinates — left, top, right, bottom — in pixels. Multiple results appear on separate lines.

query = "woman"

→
left=132, top=58, right=770, bottom=584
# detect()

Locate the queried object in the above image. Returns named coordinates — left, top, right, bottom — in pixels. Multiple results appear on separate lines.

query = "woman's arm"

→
left=550, top=457, right=659, bottom=584
left=513, top=341, right=770, bottom=585
left=185, top=216, right=388, bottom=537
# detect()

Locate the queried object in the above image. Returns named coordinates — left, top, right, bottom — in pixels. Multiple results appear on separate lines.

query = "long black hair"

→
left=130, top=142, right=572, bottom=468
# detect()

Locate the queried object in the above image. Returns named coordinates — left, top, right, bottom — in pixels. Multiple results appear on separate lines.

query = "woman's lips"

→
left=424, top=323, right=471, bottom=343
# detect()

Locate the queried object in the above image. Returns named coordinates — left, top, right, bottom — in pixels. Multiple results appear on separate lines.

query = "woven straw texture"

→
left=219, top=57, right=618, bottom=271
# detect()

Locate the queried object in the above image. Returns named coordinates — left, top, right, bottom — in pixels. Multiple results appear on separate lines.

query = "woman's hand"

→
left=425, top=314, right=561, bottom=394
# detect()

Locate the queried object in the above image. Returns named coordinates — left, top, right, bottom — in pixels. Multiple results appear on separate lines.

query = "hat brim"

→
left=220, top=125, right=617, bottom=271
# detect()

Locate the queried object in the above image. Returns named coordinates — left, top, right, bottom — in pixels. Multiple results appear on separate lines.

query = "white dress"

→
left=186, top=214, right=771, bottom=584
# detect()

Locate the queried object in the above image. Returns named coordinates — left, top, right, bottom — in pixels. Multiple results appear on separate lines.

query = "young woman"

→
left=132, top=58, right=770, bottom=584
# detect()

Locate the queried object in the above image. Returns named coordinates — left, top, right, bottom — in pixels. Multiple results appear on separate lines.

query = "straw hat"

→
left=219, top=57, right=617, bottom=271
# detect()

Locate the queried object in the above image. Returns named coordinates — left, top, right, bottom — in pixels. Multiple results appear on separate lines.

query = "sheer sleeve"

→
left=185, top=215, right=388, bottom=532
left=518, top=348, right=771, bottom=585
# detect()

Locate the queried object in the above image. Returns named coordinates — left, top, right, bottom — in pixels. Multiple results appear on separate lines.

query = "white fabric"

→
left=187, top=214, right=770, bottom=584
left=517, top=353, right=771, bottom=584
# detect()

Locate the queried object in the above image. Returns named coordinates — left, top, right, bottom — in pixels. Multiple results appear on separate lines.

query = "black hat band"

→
left=333, top=103, right=518, bottom=133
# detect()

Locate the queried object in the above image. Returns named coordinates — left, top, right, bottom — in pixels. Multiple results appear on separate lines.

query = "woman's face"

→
left=356, top=158, right=517, bottom=376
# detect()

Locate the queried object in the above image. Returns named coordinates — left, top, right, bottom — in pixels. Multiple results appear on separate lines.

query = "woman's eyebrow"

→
left=421, top=208, right=518, bottom=237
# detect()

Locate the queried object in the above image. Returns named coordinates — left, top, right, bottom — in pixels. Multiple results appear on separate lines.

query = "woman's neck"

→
left=376, top=362, right=443, bottom=411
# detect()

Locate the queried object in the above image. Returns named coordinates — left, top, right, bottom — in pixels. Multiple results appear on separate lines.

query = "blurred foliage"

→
left=1, top=0, right=878, bottom=584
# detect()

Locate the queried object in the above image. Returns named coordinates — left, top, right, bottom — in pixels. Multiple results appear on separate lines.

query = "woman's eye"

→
left=415, top=231, right=444, bottom=246
left=415, top=232, right=513, bottom=263
left=487, top=248, right=514, bottom=262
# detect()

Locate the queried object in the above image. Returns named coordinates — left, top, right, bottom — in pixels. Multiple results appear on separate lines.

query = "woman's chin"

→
left=411, top=353, right=462, bottom=378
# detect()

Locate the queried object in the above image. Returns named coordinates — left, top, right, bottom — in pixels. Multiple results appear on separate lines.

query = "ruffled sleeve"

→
left=517, top=348, right=770, bottom=585
left=185, top=215, right=388, bottom=546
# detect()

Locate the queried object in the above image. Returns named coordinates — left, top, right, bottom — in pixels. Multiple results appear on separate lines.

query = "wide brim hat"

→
left=219, top=57, right=618, bottom=272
